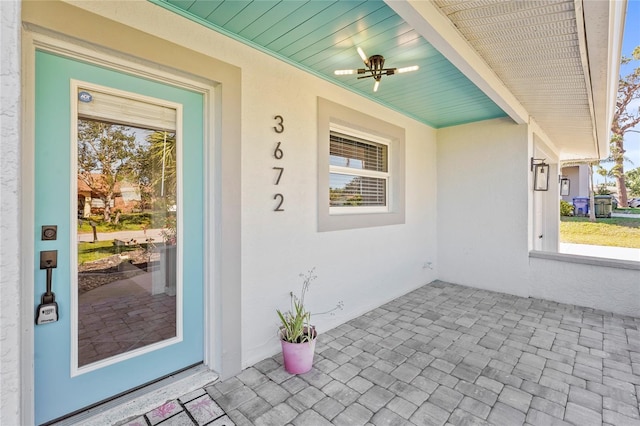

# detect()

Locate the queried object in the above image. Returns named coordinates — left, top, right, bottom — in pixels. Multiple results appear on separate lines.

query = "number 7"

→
left=273, top=167, right=284, bottom=185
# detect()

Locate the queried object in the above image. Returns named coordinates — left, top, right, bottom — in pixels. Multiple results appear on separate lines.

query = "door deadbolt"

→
left=41, top=225, right=58, bottom=241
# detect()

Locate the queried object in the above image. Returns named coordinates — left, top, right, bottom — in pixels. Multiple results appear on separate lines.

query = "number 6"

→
left=274, top=141, right=283, bottom=159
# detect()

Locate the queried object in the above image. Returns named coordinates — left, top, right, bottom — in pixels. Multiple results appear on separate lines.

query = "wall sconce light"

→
left=559, top=176, right=570, bottom=196
left=531, top=158, right=549, bottom=191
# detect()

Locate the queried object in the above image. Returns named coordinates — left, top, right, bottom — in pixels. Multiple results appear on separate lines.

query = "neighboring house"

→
left=1, top=1, right=637, bottom=424
left=562, top=164, right=623, bottom=208
left=560, top=164, right=590, bottom=203
left=77, top=176, right=142, bottom=217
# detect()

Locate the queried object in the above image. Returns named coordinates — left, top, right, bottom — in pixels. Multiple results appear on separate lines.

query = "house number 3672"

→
left=273, top=115, right=285, bottom=212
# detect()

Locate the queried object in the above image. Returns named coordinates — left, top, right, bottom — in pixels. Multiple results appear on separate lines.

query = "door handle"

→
left=36, top=250, right=59, bottom=325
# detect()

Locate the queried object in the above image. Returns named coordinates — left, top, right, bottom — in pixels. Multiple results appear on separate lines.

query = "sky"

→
left=594, top=0, right=640, bottom=184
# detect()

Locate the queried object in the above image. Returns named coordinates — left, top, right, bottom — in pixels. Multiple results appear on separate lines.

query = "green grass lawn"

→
left=77, top=221, right=143, bottom=233
left=77, top=212, right=167, bottom=233
left=613, top=207, right=640, bottom=214
left=560, top=216, right=640, bottom=248
left=78, top=240, right=142, bottom=264
left=77, top=212, right=168, bottom=264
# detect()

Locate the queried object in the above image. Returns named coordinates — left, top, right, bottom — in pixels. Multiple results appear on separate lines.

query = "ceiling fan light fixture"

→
left=335, top=47, right=419, bottom=92
left=368, top=55, right=385, bottom=75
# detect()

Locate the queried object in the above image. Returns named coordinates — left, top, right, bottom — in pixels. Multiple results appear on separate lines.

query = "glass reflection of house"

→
left=77, top=175, right=141, bottom=217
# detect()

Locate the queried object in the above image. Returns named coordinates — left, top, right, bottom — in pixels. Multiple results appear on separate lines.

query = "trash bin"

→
left=573, top=197, right=589, bottom=216
left=594, top=195, right=612, bottom=218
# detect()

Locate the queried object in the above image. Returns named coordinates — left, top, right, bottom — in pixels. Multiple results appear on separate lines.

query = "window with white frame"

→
left=317, top=98, right=405, bottom=232
left=329, top=128, right=389, bottom=213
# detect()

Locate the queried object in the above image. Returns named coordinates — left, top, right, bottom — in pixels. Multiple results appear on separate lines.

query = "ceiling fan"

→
left=334, top=47, right=419, bottom=92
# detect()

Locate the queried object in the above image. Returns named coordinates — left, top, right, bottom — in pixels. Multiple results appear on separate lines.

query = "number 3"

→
left=273, top=115, right=284, bottom=133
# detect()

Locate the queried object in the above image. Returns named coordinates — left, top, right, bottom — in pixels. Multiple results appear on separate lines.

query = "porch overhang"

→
left=389, top=0, right=626, bottom=162
left=152, top=0, right=625, bottom=162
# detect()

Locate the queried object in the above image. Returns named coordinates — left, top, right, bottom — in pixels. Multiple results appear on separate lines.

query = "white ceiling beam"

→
left=580, top=0, right=626, bottom=160
left=385, top=0, right=529, bottom=125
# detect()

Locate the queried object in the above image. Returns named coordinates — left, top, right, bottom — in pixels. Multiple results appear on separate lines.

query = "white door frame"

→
left=21, top=28, right=224, bottom=424
left=530, top=140, right=559, bottom=253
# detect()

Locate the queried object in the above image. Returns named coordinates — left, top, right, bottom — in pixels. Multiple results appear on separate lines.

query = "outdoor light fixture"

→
left=531, top=158, right=550, bottom=191
left=559, top=176, right=570, bottom=196
left=334, top=47, right=419, bottom=92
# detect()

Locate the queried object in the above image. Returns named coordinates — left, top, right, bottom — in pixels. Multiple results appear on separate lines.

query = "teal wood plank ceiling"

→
left=152, top=0, right=507, bottom=128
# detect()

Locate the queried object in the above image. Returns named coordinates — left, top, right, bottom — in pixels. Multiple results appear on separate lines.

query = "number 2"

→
left=274, top=193, right=284, bottom=211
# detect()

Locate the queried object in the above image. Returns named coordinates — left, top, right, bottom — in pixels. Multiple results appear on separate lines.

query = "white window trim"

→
left=318, top=98, right=405, bottom=232
left=70, top=80, right=185, bottom=376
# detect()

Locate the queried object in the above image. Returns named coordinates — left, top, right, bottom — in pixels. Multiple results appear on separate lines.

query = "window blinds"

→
left=329, top=132, right=387, bottom=172
left=77, top=88, right=176, bottom=132
left=329, top=130, right=388, bottom=208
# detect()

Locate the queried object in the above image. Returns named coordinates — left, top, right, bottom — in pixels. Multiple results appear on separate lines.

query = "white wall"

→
left=436, top=118, right=640, bottom=317
left=531, top=137, right=560, bottom=253
left=238, top=39, right=437, bottom=367
left=37, top=1, right=439, bottom=368
left=530, top=255, right=639, bottom=317
left=437, top=118, right=531, bottom=296
left=562, top=166, right=580, bottom=202
left=561, top=164, right=590, bottom=203
left=1, top=1, right=22, bottom=425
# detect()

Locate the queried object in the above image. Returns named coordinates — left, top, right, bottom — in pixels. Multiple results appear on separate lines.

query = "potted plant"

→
left=276, top=268, right=342, bottom=374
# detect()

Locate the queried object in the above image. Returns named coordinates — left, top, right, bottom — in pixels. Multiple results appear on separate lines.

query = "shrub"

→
left=119, top=212, right=152, bottom=225
left=596, top=184, right=610, bottom=195
left=560, top=200, right=574, bottom=216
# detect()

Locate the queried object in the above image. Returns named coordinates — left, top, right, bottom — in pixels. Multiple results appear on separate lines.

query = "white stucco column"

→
left=1, top=1, right=23, bottom=425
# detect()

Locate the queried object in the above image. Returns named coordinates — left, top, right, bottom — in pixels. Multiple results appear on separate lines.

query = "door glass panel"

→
left=76, top=88, right=179, bottom=367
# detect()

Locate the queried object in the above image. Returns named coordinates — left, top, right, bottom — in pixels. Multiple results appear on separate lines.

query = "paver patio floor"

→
left=120, top=281, right=640, bottom=425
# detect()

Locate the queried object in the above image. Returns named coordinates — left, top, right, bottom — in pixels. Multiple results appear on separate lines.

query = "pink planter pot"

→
left=281, top=338, right=316, bottom=374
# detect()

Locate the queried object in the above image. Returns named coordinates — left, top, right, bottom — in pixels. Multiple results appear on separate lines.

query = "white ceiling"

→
left=393, top=0, right=622, bottom=161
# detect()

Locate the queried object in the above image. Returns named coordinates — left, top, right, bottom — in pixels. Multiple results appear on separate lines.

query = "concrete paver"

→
left=116, top=281, right=640, bottom=425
